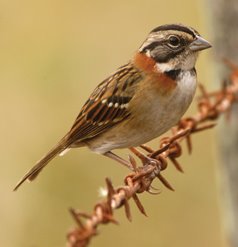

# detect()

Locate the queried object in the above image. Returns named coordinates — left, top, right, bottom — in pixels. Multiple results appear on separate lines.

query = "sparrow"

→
left=14, top=24, right=211, bottom=190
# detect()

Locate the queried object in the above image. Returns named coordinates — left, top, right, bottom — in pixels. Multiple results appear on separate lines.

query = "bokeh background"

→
left=0, top=0, right=227, bottom=246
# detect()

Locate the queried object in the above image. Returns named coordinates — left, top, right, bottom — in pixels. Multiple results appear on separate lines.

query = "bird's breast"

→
left=87, top=69, right=197, bottom=154
left=122, top=68, right=197, bottom=142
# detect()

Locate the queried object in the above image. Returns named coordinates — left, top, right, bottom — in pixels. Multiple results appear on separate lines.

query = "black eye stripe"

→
left=141, top=37, right=189, bottom=53
left=141, top=41, right=164, bottom=53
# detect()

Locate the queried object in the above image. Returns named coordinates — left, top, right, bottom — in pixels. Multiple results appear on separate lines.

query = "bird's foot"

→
left=129, top=147, right=159, bottom=167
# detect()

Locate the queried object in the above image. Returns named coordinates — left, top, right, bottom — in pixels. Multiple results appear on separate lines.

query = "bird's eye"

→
left=168, top=35, right=180, bottom=47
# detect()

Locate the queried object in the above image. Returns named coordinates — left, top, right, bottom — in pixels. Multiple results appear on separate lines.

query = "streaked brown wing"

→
left=12, top=63, right=143, bottom=190
left=65, top=63, right=143, bottom=145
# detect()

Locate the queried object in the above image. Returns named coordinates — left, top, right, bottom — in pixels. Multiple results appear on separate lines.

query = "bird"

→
left=14, top=23, right=211, bottom=191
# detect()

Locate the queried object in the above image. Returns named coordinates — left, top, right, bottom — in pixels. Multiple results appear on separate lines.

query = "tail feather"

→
left=14, top=142, right=66, bottom=191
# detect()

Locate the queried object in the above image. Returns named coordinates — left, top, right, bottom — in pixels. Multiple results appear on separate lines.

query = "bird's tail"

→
left=14, top=139, right=68, bottom=191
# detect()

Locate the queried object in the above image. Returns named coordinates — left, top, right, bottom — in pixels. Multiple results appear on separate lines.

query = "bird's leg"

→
left=103, top=151, right=133, bottom=170
left=129, top=147, right=159, bottom=167
left=140, top=144, right=154, bottom=153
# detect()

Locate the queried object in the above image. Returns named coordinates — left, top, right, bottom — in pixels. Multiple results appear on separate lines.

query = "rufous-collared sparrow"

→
left=14, top=24, right=211, bottom=190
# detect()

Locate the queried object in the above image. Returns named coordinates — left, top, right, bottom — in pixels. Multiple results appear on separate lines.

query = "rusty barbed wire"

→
left=66, top=61, right=238, bottom=247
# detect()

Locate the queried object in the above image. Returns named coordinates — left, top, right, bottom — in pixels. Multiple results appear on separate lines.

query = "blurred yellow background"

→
left=0, top=0, right=227, bottom=246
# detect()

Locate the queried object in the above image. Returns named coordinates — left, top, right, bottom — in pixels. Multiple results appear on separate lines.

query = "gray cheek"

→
left=151, top=46, right=185, bottom=63
left=150, top=46, right=172, bottom=63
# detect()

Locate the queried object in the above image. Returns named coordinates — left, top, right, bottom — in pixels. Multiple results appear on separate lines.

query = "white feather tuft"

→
left=59, top=148, right=70, bottom=156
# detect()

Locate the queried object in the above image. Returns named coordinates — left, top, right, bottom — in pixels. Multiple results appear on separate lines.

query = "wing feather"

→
left=65, top=63, right=143, bottom=146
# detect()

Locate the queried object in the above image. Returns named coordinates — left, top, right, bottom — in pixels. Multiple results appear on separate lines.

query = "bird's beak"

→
left=189, top=36, right=212, bottom=51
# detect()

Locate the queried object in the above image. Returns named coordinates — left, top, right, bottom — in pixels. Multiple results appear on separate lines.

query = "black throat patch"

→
left=164, top=68, right=196, bottom=80
left=164, top=69, right=182, bottom=80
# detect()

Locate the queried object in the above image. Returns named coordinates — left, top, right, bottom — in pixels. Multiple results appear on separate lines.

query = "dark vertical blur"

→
left=208, top=0, right=238, bottom=246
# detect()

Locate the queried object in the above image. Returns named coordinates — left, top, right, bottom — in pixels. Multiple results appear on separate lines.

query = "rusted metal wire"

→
left=66, top=61, right=238, bottom=247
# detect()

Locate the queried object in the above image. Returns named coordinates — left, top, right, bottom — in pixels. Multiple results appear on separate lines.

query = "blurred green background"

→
left=0, top=0, right=227, bottom=246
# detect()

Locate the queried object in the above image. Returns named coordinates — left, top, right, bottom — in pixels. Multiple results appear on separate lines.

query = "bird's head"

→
left=139, top=24, right=211, bottom=72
